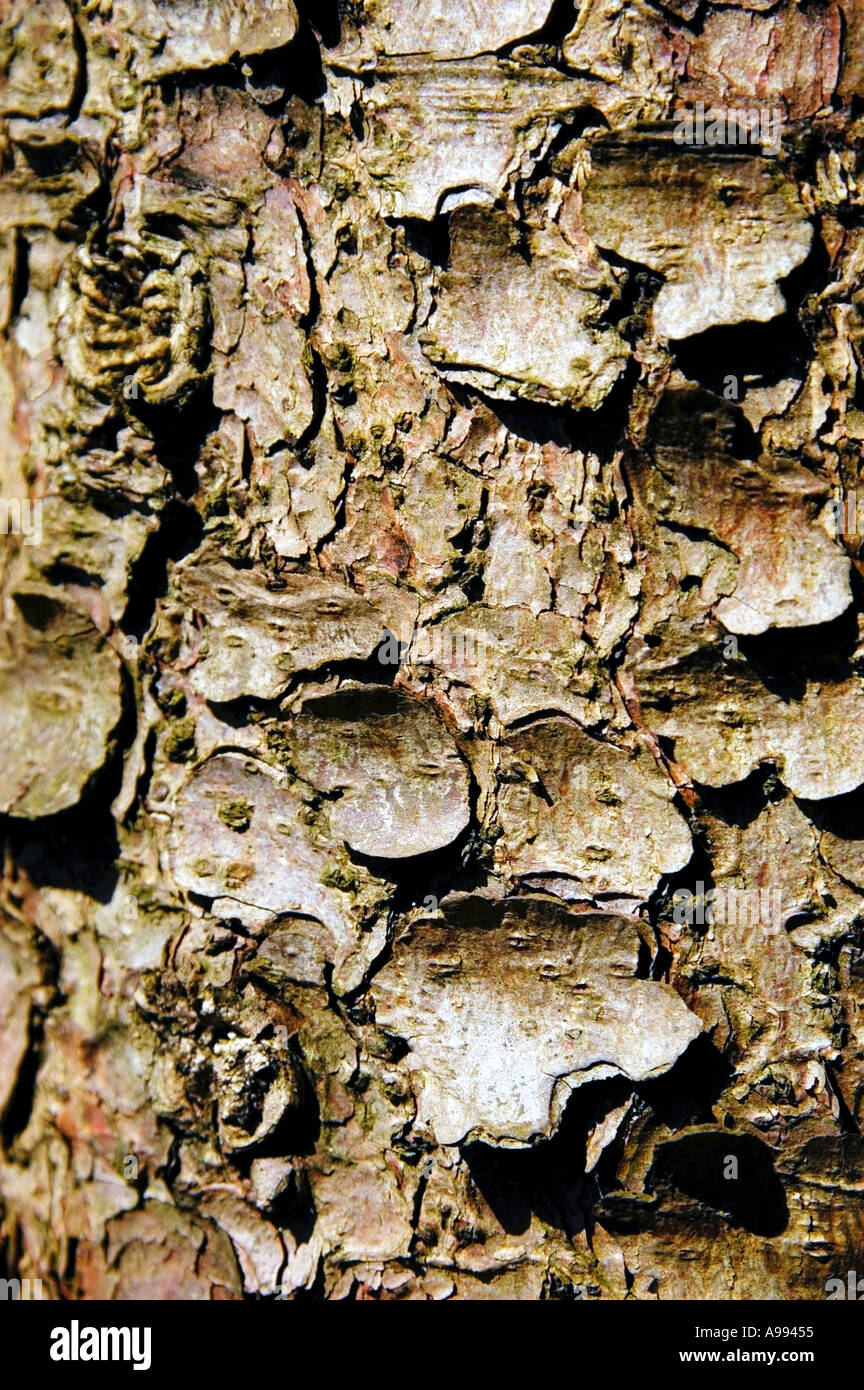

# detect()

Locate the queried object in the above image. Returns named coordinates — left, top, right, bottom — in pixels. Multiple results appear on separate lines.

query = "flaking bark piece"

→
left=168, top=752, right=367, bottom=939
left=24, top=497, right=159, bottom=626
left=0, top=0, right=78, bottom=118
left=357, top=57, right=597, bottom=220
left=0, top=147, right=100, bottom=231
left=631, top=639, right=864, bottom=800
left=497, top=718, right=692, bottom=901
left=561, top=0, right=678, bottom=123
left=172, top=554, right=387, bottom=702
left=629, top=391, right=852, bottom=634
left=581, top=146, right=812, bottom=339
left=94, top=0, right=298, bottom=79
left=430, top=605, right=607, bottom=727
left=372, top=897, right=703, bottom=1145
left=684, top=794, right=859, bottom=955
left=665, top=799, right=850, bottom=1070
left=681, top=4, right=842, bottom=122
left=421, top=206, right=629, bottom=409
left=0, top=590, right=123, bottom=818
left=288, top=687, right=471, bottom=859
left=77, top=1203, right=242, bottom=1300
left=211, top=185, right=314, bottom=451
left=332, top=0, right=556, bottom=63
left=819, top=828, right=864, bottom=892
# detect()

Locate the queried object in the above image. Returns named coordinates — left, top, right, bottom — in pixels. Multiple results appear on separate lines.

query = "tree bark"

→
left=0, top=0, right=863, bottom=1300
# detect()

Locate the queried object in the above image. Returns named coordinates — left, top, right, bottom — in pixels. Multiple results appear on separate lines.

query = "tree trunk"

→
left=0, top=0, right=863, bottom=1300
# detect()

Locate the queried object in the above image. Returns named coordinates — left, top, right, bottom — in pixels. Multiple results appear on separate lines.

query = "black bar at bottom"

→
left=2, top=1294, right=858, bottom=1376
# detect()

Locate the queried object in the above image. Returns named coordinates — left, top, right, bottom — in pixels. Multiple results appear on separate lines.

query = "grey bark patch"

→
left=634, top=638, right=864, bottom=799
left=629, top=389, right=852, bottom=634
left=422, top=205, right=629, bottom=409
left=582, top=145, right=813, bottom=338
left=0, top=591, right=123, bottom=818
left=331, top=0, right=557, bottom=64
left=372, top=897, right=703, bottom=1145
left=288, top=687, right=472, bottom=859
left=172, top=553, right=387, bottom=702
left=497, top=717, right=692, bottom=901
left=82, top=0, right=299, bottom=80
left=170, top=754, right=351, bottom=927
left=356, top=57, right=599, bottom=219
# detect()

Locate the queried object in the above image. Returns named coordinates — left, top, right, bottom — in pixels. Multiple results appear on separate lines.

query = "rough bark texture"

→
left=1, top=0, right=864, bottom=1301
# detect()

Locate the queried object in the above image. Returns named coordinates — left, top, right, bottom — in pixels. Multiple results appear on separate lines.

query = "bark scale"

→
left=0, top=0, right=862, bottom=1300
